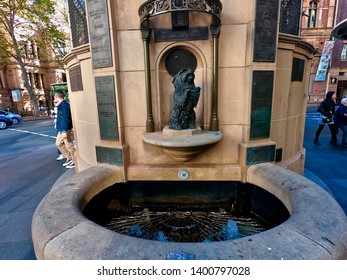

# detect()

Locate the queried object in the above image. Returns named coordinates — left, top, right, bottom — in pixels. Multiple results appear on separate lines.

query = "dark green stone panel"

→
left=250, top=71, right=274, bottom=140
left=246, top=145, right=275, bottom=165
left=96, top=146, right=123, bottom=166
left=291, top=58, right=305, bottom=82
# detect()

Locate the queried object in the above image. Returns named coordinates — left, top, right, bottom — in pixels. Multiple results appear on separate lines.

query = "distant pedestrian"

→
left=54, top=90, right=75, bottom=168
left=314, top=91, right=337, bottom=147
left=333, top=98, right=347, bottom=146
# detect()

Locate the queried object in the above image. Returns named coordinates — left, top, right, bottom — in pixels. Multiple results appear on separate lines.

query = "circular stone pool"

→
left=32, top=163, right=347, bottom=259
left=83, top=180, right=290, bottom=243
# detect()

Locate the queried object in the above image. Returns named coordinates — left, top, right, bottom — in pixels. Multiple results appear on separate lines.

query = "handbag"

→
left=322, top=116, right=332, bottom=123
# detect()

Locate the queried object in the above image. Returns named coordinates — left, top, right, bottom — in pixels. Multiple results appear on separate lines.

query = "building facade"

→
left=0, top=41, right=66, bottom=115
left=330, top=0, right=347, bottom=100
left=301, top=0, right=347, bottom=104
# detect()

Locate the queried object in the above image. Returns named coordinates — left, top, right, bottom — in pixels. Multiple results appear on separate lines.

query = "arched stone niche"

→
left=139, top=0, right=222, bottom=132
left=155, top=43, right=208, bottom=130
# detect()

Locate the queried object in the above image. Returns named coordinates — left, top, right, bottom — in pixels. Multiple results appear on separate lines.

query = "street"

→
left=0, top=118, right=69, bottom=259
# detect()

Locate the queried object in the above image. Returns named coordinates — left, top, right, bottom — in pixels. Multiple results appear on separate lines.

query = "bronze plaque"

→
left=250, top=71, right=274, bottom=140
left=279, top=0, right=301, bottom=35
left=154, top=27, right=209, bottom=42
left=95, top=76, right=119, bottom=140
left=96, top=146, right=123, bottom=166
left=172, top=10, right=189, bottom=29
left=165, top=48, right=197, bottom=76
left=253, top=0, right=279, bottom=62
left=291, top=58, right=305, bottom=81
left=87, top=0, right=113, bottom=68
left=69, top=65, right=83, bottom=92
left=246, top=145, right=275, bottom=165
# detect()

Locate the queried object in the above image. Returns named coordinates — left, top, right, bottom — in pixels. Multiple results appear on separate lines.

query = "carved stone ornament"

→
left=138, top=0, right=222, bottom=25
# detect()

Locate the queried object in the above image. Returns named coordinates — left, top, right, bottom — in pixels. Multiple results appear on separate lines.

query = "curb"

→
left=52, top=168, right=75, bottom=189
left=22, top=116, right=52, bottom=122
left=304, top=168, right=333, bottom=196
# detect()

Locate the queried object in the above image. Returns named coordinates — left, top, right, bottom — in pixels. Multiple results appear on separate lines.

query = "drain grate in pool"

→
left=103, top=209, right=268, bottom=242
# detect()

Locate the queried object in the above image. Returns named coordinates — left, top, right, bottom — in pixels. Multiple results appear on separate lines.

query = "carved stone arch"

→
left=139, top=0, right=222, bottom=132
left=155, top=42, right=208, bottom=130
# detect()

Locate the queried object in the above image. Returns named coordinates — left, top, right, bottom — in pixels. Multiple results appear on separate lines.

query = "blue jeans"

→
left=335, top=124, right=347, bottom=144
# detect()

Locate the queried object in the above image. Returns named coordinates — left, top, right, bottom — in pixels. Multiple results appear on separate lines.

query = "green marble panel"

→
left=291, top=58, right=305, bottom=82
left=246, top=145, right=275, bottom=165
left=250, top=71, right=274, bottom=140
left=96, top=146, right=123, bottom=166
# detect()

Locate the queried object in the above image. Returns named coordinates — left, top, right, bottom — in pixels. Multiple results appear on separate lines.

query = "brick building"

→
left=330, top=0, right=347, bottom=101
left=301, top=0, right=347, bottom=104
left=0, top=41, right=66, bottom=115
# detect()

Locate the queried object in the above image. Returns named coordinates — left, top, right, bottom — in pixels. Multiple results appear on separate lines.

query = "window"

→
left=342, top=44, right=347, bottom=60
left=34, top=73, right=40, bottom=88
left=307, top=1, right=318, bottom=28
left=27, top=42, right=34, bottom=58
left=27, top=73, right=33, bottom=86
left=0, top=71, right=4, bottom=88
left=41, top=74, right=45, bottom=88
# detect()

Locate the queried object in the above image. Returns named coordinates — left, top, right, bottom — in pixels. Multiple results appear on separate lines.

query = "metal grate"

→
left=68, top=0, right=89, bottom=48
left=103, top=208, right=268, bottom=243
left=279, top=0, right=301, bottom=36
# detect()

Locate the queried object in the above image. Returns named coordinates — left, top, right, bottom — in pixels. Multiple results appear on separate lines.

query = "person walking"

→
left=314, top=91, right=337, bottom=147
left=54, top=90, right=75, bottom=168
left=51, top=100, right=65, bottom=161
left=333, top=97, right=347, bottom=146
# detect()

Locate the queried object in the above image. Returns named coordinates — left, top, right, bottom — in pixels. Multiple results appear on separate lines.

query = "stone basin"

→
left=32, top=163, right=347, bottom=259
left=143, top=128, right=224, bottom=162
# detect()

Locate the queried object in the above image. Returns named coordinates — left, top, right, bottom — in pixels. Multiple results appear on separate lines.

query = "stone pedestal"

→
left=163, top=125, right=201, bottom=136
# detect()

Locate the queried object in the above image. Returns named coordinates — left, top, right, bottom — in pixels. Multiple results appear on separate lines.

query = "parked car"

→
left=0, top=109, right=23, bottom=125
left=0, top=115, right=13, bottom=129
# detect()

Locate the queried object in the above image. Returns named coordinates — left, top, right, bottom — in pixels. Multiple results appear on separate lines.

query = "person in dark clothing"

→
left=54, top=90, right=75, bottom=168
left=333, top=98, right=347, bottom=146
left=314, top=91, right=337, bottom=146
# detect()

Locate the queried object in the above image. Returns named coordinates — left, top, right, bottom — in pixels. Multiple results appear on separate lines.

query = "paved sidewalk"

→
left=0, top=119, right=74, bottom=260
left=304, top=107, right=347, bottom=215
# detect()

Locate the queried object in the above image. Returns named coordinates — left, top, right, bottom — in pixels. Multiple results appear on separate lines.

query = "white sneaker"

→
left=56, top=154, right=65, bottom=161
left=66, top=162, right=75, bottom=169
left=63, top=159, right=72, bottom=167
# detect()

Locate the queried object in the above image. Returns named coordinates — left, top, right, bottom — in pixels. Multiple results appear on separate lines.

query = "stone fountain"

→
left=31, top=0, right=347, bottom=260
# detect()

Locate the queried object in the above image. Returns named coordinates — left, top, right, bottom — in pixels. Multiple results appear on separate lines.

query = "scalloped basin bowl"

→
left=32, top=163, right=347, bottom=259
left=142, top=129, right=224, bottom=162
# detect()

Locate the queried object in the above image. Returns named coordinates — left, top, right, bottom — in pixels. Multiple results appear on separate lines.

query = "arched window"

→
left=307, top=1, right=318, bottom=28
